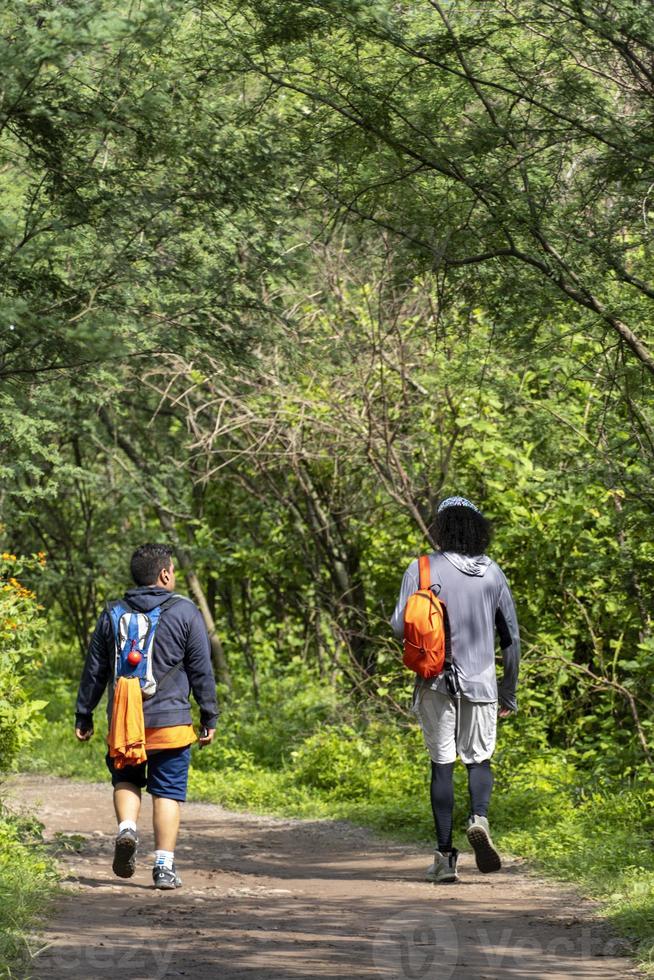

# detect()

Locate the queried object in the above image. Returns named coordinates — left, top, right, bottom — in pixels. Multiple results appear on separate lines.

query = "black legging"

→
left=430, top=759, right=494, bottom=851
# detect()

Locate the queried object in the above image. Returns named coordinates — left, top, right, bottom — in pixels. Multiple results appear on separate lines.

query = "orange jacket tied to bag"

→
left=108, top=676, right=147, bottom=768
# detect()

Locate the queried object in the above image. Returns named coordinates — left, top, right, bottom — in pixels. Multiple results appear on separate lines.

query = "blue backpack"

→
left=107, top=594, right=186, bottom=699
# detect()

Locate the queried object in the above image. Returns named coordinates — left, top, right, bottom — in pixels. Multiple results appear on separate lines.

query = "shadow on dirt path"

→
left=5, top=775, right=641, bottom=980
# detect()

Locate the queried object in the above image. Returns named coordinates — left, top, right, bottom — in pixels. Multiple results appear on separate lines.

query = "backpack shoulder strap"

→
left=418, top=555, right=431, bottom=591
left=157, top=593, right=191, bottom=613
left=417, top=556, right=451, bottom=666
left=442, top=603, right=452, bottom=670
left=150, top=594, right=190, bottom=689
left=105, top=598, right=129, bottom=615
left=105, top=598, right=133, bottom=641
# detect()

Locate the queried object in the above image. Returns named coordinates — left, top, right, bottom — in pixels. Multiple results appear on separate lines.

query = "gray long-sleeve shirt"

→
left=391, top=551, right=520, bottom=710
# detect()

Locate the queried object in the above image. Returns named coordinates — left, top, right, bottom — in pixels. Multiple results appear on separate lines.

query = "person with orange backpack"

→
left=391, top=497, right=520, bottom=883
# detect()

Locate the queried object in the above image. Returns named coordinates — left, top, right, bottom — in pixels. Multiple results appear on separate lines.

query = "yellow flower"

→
left=7, top=577, right=35, bottom=600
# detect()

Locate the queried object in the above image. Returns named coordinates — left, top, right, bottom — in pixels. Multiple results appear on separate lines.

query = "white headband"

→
left=437, top=496, right=480, bottom=514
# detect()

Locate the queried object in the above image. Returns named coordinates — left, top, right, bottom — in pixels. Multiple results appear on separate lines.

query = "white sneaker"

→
left=425, top=847, right=459, bottom=883
left=466, top=815, right=501, bottom=873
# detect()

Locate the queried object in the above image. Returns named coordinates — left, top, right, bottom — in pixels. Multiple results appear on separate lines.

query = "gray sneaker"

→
left=466, top=815, right=501, bottom=873
left=152, top=863, right=182, bottom=890
left=425, top=848, right=459, bottom=883
left=112, top=827, right=138, bottom=879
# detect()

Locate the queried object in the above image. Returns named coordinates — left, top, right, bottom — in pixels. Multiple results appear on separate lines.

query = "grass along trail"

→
left=6, top=774, right=641, bottom=980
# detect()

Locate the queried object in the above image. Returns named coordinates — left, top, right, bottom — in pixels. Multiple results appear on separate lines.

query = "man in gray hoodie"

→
left=391, top=496, right=520, bottom=883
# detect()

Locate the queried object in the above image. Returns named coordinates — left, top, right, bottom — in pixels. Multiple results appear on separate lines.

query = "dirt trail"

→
left=5, top=775, right=641, bottom=980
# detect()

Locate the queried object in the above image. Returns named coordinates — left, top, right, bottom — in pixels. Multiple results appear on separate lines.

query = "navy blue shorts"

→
left=105, top=746, right=191, bottom=801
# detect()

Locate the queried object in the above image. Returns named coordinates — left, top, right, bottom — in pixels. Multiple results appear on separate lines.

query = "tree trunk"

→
left=296, top=466, right=374, bottom=675
left=241, top=577, right=260, bottom=703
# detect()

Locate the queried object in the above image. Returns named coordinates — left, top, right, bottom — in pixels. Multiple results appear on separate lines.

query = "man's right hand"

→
left=75, top=726, right=94, bottom=741
left=199, top=727, right=216, bottom=748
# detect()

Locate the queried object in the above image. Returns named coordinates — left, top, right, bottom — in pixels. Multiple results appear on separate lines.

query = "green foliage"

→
left=194, top=664, right=342, bottom=770
left=3, top=1, right=654, bottom=777
left=0, top=805, right=58, bottom=977
left=25, top=644, right=109, bottom=781
left=212, top=0, right=654, bottom=371
left=0, top=552, right=48, bottom=771
left=292, top=725, right=372, bottom=798
left=0, top=552, right=57, bottom=974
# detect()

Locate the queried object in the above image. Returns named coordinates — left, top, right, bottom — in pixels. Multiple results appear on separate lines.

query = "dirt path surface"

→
left=6, top=775, right=641, bottom=980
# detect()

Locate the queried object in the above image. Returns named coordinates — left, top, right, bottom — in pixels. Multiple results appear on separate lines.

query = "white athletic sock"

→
left=118, top=819, right=137, bottom=834
left=154, top=849, right=174, bottom=870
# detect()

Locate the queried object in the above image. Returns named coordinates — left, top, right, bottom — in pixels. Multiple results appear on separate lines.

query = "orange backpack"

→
left=403, top=555, right=449, bottom=679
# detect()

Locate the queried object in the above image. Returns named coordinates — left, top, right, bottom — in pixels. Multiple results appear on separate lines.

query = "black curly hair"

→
left=430, top=505, right=492, bottom=556
left=130, top=543, right=174, bottom=586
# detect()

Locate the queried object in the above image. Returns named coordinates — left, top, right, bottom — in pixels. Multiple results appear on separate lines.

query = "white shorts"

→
left=414, top=688, right=497, bottom=765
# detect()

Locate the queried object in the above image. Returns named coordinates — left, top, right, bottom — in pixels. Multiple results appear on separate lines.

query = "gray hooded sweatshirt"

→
left=390, top=551, right=520, bottom=710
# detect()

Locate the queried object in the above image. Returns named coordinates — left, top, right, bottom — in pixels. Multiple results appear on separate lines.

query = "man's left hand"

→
left=498, top=707, right=512, bottom=718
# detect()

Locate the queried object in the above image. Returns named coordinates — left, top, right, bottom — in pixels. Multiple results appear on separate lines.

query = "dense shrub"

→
left=0, top=550, right=56, bottom=976
left=0, top=551, right=48, bottom=772
left=0, top=809, right=58, bottom=976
